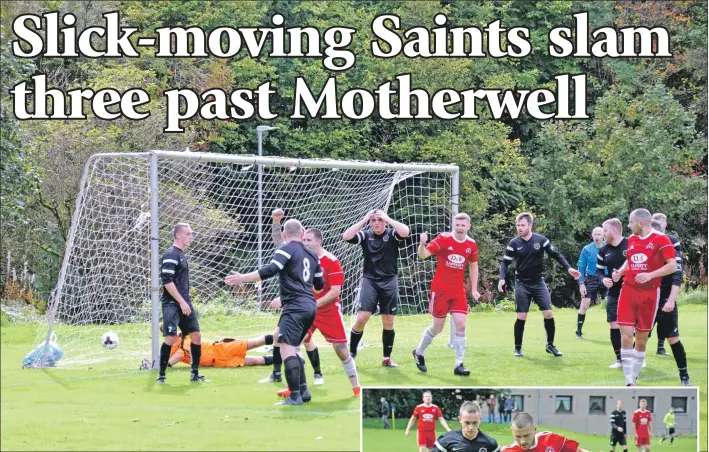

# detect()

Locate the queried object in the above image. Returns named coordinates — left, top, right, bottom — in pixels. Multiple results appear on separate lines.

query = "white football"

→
left=102, top=331, right=119, bottom=349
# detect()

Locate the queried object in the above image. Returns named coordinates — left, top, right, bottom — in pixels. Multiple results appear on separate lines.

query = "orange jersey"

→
left=170, top=337, right=247, bottom=367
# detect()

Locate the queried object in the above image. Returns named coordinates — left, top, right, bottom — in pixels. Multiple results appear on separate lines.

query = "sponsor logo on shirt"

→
left=422, top=413, right=434, bottom=421
left=446, top=254, right=466, bottom=269
left=631, top=254, right=648, bottom=264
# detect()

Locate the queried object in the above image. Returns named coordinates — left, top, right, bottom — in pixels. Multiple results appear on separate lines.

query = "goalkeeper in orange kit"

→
left=168, top=333, right=275, bottom=368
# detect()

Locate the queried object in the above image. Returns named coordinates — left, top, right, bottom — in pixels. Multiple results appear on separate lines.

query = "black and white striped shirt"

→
left=161, top=246, right=190, bottom=305
left=258, top=241, right=324, bottom=306
left=346, top=228, right=403, bottom=281
left=500, top=233, right=571, bottom=282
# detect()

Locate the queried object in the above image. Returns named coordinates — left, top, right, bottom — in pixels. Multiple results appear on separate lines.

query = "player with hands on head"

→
left=343, top=208, right=410, bottom=367
left=413, top=213, right=480, bottom=376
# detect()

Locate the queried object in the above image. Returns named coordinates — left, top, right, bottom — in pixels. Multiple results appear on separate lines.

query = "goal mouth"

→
left=37, top=151, right=458, bottom=367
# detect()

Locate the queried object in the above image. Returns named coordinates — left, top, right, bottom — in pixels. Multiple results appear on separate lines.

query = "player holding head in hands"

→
left=501, top=412, right=590, bottom=452
left=343, top=209, right=410, bottom=367
left=406, top=391, right=451, bottom=452
left=632, top=399, right=653, bottom=451
left=267, top=209, right=360, bottom=397
left=158, top=223, right=208, bottom=384
left=613, top=209, right=677, bottom=386
left=414, top=213, right=480, bottom=376
left=433, top=401, right=499, bottom=452
left=499, top=213, right=581, bottom=358
left=576, top=226, right=606, bottom=338
left=597, top=218, right=629, bottom=368
left=609, top=399, right=628, bottom=452
left=650, top=213, right=691, bottom=386
left=225, top=219, right=324, bottom=405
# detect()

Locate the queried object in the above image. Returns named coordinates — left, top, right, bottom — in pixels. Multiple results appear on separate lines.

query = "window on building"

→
left=512, top=395, right=524, bottom=412
left=671, top=397, right=688, bottom=414
left=590, top=396, right=606, bottom=414
left=638, top=397, right=654, bottom=413
left=556, top=396, right=573, bottom=413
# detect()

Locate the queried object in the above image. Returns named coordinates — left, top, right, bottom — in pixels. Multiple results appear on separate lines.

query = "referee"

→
left=575, top=226, right=606, bottom=339
left=609, top=399, right=628, bottom=452
left=498, top=212, right=581, bottom=357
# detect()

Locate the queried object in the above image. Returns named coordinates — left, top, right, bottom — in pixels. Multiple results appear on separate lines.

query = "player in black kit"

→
left=498, top=212, right=581, bottom=357
left=597, top=218, right=628, bottom=369
left=609, top=399, right=628, bottom=452
left=433, top=401, right=499, bottom=452
left=650, top=214, right=691, bottom=386
left=225, top=219, right=324, bottom=405
left=158, top=223, right=208, bottom=384
left=343, top=209, right=410, bottom=367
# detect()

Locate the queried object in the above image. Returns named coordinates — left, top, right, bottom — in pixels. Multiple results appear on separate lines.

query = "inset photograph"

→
left=361, top=387, right=698, bottom=451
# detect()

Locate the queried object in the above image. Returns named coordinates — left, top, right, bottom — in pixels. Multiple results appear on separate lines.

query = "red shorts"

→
left=417, top=430, right=436, bottom=448
left=617, top=285, right=660, bottom=332
left=635, top=435, right=650, bottom=446
left=429, top=289, right=467, bottom=318
left=303, top=307, right=347, bottom=344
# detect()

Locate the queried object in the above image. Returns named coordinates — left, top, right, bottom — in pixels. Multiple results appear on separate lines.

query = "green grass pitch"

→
left=1, top=303, right=705, bottom=450
left=362, top=418, right=699, bottom=452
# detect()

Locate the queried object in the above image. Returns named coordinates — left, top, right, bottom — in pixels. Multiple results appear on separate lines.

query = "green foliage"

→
left=362, top=388, right=509, bottom=419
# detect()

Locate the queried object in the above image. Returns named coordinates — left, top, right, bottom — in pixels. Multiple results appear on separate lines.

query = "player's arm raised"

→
left=375, top=209, right=410, bottom=238
left=271, top=208, right=285, bottom=246
left=418, top=232, right=433, bottom=259
left=543, top=237, right=581, bottom=279
left=343, top=210, right=374, bottom=242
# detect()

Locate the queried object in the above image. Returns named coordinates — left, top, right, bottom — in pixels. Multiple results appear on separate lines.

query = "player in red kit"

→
left=501, top=412, right=590, bottom=452
left=613, top=209, right=677, bottom=386
left=413, top=213, right=480, bottom=376
left=268, top=210, right=360, bottom=397
left=405, top=391, right=451, bottom=452
left=632, top=399, right=653, bottom=451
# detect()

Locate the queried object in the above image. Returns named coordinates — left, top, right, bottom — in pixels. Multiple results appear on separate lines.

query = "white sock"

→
left=632, top=350, right=646, bottom=381
left=448, top=321, right=457, bottom=347
left=454, top=333, right=466, bottom=367
left=621, top=348, right=635, bottom=384
left=341, top=356, right=359, bottom=388
left=416, top=328, right=436, bottom=356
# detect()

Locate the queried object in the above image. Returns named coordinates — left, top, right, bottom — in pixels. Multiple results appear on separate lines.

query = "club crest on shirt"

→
left=383, top=234, right=389, bottom=242
left=466, top=248, right=471, bottom=254
left=623, top=250, right=628, bottom=256
left=479, top=448, right=487, bottom=452
left=646, top=243, right=654, bottom=250
left=534, top=243, right=541, bottom=249
left=545, top=448, right=556, bottom=452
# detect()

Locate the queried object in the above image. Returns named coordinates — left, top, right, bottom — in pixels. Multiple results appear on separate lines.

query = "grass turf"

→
left=362, top=418, right=699, bottom=452
left=1, top=303, right=706, bottom=450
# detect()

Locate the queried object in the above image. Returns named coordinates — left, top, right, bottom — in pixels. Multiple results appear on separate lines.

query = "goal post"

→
left=37, top=150, right=459, bottom=368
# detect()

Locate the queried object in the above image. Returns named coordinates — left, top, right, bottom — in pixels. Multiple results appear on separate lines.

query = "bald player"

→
left=613, top=209, right=677, bottom=386
left=575, top=226, right=606, bottom=339
left=225, top=219, right=324, bottom=405
left=501, top=412, right=590, bottom=452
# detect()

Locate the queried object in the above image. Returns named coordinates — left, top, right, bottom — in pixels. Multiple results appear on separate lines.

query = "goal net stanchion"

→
left=38, top=151, right=459, bottom=368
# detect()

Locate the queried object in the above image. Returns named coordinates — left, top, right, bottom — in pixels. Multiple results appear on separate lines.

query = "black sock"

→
left=382, top=329, right=395, bottom=358
left=576, top=313, right=585, bottom=333
left=514, top=319, right=526, bottom=350
left=283, top=356, right=301, bottom=400
left=298, top=355, right=308, bottom=392
left=670, top=341, right=688, bottom=375
left=658, top=338, right=665, bottom=349
left=265, top=334, right=274, bottom=345
left=544, top=318, right=556, bottom=345
left=610, top=328, right=622, bottom=361
left=273, top=346, right=282, bottom=374
left=306, top=348, right=321, bottom=374
left=190, top=342, right=201, bottom=373
left=264, top=355, right=274, bottom=366
left=670, top=436, right=675, bottom=444
left=159, top=342, right=171, bottom=375
left=350, top=329, right=363, bottom=355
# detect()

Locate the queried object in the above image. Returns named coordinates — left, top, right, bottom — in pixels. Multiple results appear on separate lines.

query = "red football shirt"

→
left=412, top=404, right=443, bottom=432
left=314, top=251, right=344, bottom=315
left=632, top=410, right=652, bottom=437
left=625, top=232, right=675, bottom=290
left=426, top=233, right=478, bottom=291
left=501, top=431, right=579, bottom=452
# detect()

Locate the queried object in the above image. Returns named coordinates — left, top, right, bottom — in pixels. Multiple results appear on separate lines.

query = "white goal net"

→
left=36, top=151, right=458, bottom=367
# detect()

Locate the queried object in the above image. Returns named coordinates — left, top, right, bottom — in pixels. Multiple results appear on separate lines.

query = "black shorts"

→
left=277, top=303, right=317, bottom=346
left=606, top=294, right=619, bottom=323
left=583, top=275, right=607, bottom=301
left=610, top=432, right=627, bottom=446
left=655, top=302, right=679, bottom=338
left=514, top=279, right=552, bottom=313
left=358, top=277, right=399, bottom=315
left=162, top=302, right=200, bottom=336
left=668, top=427, right=676, bottom=436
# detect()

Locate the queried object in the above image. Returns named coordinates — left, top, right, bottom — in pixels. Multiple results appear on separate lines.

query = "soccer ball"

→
left=102, top=331, right=119, bottom=349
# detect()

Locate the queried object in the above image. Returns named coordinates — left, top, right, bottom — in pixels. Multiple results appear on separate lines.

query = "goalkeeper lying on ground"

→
left=167, top=332, right=275, bottom=368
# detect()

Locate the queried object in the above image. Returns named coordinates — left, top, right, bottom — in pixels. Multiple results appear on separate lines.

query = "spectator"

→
left=486, top=394, right=497, bottom=423
left=504, top=396, right=515, bottom=423
left=381, top=397, right=391, bottom=429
